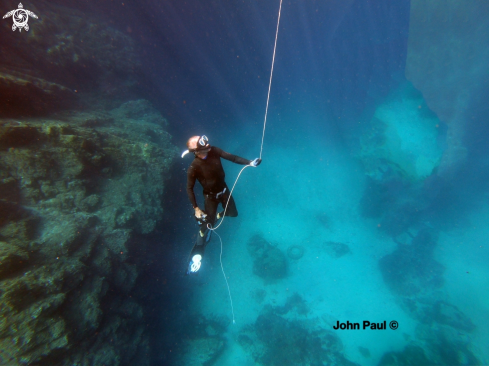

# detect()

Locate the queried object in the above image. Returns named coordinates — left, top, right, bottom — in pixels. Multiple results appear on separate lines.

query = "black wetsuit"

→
left=187, top=146, right=251, bottom=251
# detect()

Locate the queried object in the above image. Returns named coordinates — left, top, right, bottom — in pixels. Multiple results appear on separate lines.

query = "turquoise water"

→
left=1, top=1, right=488, bottom=365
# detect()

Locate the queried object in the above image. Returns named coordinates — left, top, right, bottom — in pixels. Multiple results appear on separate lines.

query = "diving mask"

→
left=181, top=135, right=210, bottom=158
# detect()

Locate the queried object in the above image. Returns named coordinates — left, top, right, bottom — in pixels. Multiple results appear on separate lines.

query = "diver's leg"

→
left=202, top=196, right=218, bottom=240
left=187, top=197, right=219, bottom=274
left=195, top=197, right=218, bottom=244
left=219, top=190, right=238, bottom=217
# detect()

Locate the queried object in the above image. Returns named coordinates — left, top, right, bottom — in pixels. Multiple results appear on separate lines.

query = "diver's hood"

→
left=181, top=135, right=210, bottom=158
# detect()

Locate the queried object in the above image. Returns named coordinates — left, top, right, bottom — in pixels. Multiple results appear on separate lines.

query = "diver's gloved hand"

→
left=194, top=207, right=206, bottom=220
left=250, top=158, right=262, bottom=167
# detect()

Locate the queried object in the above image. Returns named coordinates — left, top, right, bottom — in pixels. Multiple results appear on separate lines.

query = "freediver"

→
left=181, top=135, right=261, bottom=274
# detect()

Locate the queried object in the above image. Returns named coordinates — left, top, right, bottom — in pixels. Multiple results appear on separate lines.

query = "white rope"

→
left=214, top=230, right=236, bottom=324
left=206, top=0, right=283, bottom=325
left=260, top=0, right=283, bottom=160
left=209, top=164, right=249, bottom=231
left=210, top=0, right=283, bottom=231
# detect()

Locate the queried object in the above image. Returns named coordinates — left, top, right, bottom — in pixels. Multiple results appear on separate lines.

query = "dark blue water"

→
left=1, top=0, right=489, bottom=365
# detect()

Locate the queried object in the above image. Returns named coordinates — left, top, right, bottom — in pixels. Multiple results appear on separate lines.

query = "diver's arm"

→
left=186, top=167, right=199, bottom=209
left=187, top=167, right=206, bottom=219
left=213, top=146, right=251, bottom=165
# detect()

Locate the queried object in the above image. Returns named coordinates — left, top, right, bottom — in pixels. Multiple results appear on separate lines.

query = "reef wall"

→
left=0, top=100, right=178, bottom=365
left=1, top=1, right=178, bottom=363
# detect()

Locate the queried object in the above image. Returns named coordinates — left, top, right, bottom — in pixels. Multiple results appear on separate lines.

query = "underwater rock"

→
left=356, top=82, right=442, bottom=236
left=250, top=288, right=267, bottom=304
left=323, top=241, right=351, bottom=258
left=178, top=337, right=225, bottom=366
left=378, top=227, right=478, bottom=364
left=378, top=345, right=430, bottom=366
left=0, top=200, right=28, bottom=227
left=0, top=242, right=29, bottom=277
left=255, top=312, right=308, bottom=361
left=415, top=323, right=480, bottom=365
left=0, top=262, right=70, bottom=363
left=111, top=99, right=169, bottom=127
left=358, top=346, right=371, bottom=358
left=247, top=234, right=287, bottom=280
left=247, top=234, right=269, bottom=258
left=286, top=245, right=305, bottom=260
left=431, top=301, right=476, bottom=332
left=254, top=247, right=287, bottom=280
left=0, top=99, right=177, bottom=365
left=167, top=314, right=229, bottom=366
left=76, top=194, right=100, bottom=212
left=359, top=177, right=390, bottom=218
left=0, top=176, right=20, bottom=202
left=273, top=293, right=309, bottom=316
left=404, top=299, right=476, bottom=333
left=358, top=175, right=431, bottom=238
left=379, top=229, right=444, bottom=296
left=359, top=82, right=443, bottom=183
left=238, top=308, right=358, bottom=366
left=0, top=69, right=75, bottom=118
left=378, top=203, right=422, bottom=238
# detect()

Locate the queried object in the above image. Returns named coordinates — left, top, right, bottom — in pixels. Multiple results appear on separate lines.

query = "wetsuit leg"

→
left=187, top=196, right=219, bottom=274
left=187, top=189, right=237, bottom=274
left=220, top=189, right=238, bottom=217
left=202, top=195, right=219, bottom=235
left=193, top=196, right=219, bottom=251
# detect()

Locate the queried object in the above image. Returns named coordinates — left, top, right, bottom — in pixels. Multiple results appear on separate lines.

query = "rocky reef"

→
left=378, top=229, right=480, bottom=365
left=0, top=99, right=177, bottom=365
left=379, top=229, right=444, bottom=297
left=238, top=296, right=358, bottom=366
left=378, top=331, right=480, bottom=366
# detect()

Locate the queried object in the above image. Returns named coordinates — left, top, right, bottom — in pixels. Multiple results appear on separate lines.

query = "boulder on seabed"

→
left=247, top=234, right=287, bottom=280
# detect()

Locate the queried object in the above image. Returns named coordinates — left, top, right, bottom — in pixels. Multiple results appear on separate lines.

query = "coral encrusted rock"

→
left=247, top=235, right=287, bottom=280
left=0, top=99, right=177, bottom=365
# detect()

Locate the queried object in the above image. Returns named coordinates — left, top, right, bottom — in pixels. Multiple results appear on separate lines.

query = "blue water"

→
left=2, top=0, right=489, bottom=365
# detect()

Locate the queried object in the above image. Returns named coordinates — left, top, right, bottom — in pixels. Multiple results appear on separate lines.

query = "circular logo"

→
left=389, top=320, right=398, bottom=330
left=12, top=9, right=28, bottom=28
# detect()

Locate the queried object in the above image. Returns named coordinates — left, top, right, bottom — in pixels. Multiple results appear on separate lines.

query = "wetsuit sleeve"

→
left=186, top=165, right=198, bottom=208
left=213, top=146, right=251, bottom=165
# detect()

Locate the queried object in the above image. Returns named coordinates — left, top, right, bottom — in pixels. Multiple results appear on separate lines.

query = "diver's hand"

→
left=194, top=207, right=205, bottom=219
left=250, top=158, right=262, bottom=167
